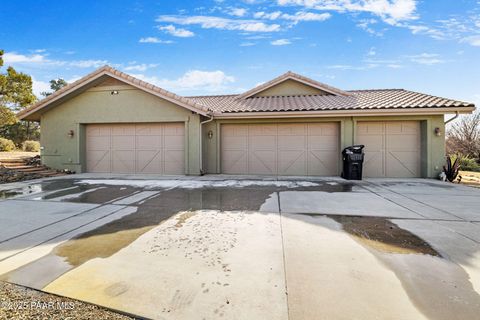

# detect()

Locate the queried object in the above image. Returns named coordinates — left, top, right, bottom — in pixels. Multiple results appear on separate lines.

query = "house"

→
left=18, top=66, right=475, bottom=178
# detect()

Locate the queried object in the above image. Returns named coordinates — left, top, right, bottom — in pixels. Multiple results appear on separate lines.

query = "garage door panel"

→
left=87, top=136, right=110, bottom=150
left=164, top=135, right=184, bottom=150
left=357, top=121, right=420, bottom=178
left=279, top=151, right=306, bottom=175
left=362, top=152, right=384, bottom=178
left=278, top=124, right=306, bottom=135
left=222, top=151, right=247, bottom=174
left=308, top=136, right=338, bottom=150
left=86, top=150, right=111, bottom=173
left=111, top=125, right=135, bottom=136
left=221, top=123, right=339, bottom=176
left=308, top=123, right=337, bottom=135
left=136, top=135, right=162, bottom=149
left=86, top=123, right=184, bottom=174
left=248, top=124, right=277, bottom=136
left=136, top=124, right=162, bottom=135
left=111, top=136, right=135, bottom=150
left=307, top=152, right=338, bottom=175
left=136, top=150, right=162, bottom=174
left=249, top=150, right=276, bottom=174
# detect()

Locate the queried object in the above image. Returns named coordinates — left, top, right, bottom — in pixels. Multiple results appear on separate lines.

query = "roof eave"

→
left=212, top=105, right=476, bottom=119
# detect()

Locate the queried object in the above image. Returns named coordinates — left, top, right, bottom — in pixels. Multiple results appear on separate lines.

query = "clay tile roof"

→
left=188, top=89, right=475, bottom=113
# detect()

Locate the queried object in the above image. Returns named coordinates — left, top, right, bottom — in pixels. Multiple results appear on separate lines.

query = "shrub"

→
left=458, top=155, right=480, bottom=172
left=443, top=155, right=460, bottom=182
left=22, top=140, right=40, bottom=152
left=0, top=138, right=16, bottom=151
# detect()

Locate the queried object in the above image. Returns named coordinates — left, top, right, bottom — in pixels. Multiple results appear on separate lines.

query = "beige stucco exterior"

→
left=252, top=79, right=330, bottom=97
left=27, top=70, right=462, bottom=179
left=202, top=115, right=446, bottom=178
left=40, top=84, right=202, bottom=174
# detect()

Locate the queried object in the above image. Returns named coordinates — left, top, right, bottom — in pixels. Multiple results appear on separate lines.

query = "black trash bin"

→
left=341, top=145, right=365, bottom=180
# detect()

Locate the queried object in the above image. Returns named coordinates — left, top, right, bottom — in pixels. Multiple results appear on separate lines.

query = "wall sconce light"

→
left=207, top=130, right=214, bottom=139
left=67, top=130, right=74, bottom=138
left=434, top=127, right=441, bottom=137
left=111, top=90, right=119, bottom=95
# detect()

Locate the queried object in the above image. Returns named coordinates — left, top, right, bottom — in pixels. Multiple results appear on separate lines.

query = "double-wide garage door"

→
left=86, top=123, right=184, bottom=174
left=356, top=121, right=421, bottom=178
left=221, top=123, right=339, bottom=176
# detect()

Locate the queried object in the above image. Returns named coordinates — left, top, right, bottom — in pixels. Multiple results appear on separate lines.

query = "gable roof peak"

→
left=18, top=65, right=211, bottom=120
left=236, top=71, right=351, bottom=100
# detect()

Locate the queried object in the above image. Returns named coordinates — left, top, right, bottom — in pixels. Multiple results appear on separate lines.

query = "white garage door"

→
left=356, top=121, right=421, bottom=178
left=221, top=123, right=339, bottom=176
left=86, top=123, right=184, bottom=174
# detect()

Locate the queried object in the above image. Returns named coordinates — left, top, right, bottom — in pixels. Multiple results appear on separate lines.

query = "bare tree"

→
left=446, top=110, right=480, bottom=158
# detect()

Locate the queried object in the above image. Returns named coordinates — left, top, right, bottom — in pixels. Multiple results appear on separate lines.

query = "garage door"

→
left=86, top=123, right=184, bottom=174
left=356, top=121, right=421, bottom=178
left=221, top=123, right=339, bottom=176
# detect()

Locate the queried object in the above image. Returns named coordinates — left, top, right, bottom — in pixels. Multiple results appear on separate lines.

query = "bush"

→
left=0, top=138, right=16, bottom=151
left=458, top=155, right=480, bottom=172
left=22, top=140, right=40, bottom=152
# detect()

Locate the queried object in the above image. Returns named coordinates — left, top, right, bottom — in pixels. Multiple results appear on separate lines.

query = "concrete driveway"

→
left=1, top=175, right=480, bottom=319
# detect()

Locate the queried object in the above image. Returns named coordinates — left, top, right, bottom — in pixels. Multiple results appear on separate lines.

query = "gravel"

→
left=0, top=281, right=136, bottom=320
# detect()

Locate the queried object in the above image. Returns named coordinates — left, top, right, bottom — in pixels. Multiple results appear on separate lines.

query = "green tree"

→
left=41, top=78, right=68, bottom=97
left=0, top=49, right=38, bottom=145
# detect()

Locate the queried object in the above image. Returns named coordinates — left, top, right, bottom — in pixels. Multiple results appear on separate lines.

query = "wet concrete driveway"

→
left=1, top=175, right=480, bottom=319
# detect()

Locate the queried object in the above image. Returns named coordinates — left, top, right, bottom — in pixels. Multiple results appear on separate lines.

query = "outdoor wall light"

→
left=111, top=90, right=119, bottom=95
left=67, top=130, right=74, bottom=138
left=207, top=130, right=214, bottom=139
left=434, top=127, right=441, bottom=136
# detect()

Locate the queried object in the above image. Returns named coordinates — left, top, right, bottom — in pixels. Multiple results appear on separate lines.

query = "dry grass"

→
left=459, top=171, right=480, bottom=188
left=0, top=151, right=39, bottom=160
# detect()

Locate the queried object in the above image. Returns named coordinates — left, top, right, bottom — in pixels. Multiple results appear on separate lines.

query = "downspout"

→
left=199, top=111, right=214, bottom=175
left=444, top=111, right=459, bottom=125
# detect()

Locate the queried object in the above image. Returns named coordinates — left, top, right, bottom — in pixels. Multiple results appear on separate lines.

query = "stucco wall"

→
left=40, top=84, right=202, bottom=174
left=202, top=115, right=445, bottom=178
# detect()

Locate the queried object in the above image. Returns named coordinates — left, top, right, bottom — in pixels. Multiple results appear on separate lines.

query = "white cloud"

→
left=367, top=47, right=376, bottom=56
left=158, top=25, right=195, bottom=37
left=124, top=64, right=159, bottom=72
left=277, top=0, right=418, bottom=24
left=31, top=77, right=51, bottom=97
left=131, top=70, right=235, bottom=93
left=254, top=11, right=283, bottom=20
left=156, top=15, right=281, bottom=32
left=68, top=60, right=108, bottom=68
left=240, top=42, right=256, bottom=46
left=283, top=11, right=331, bottom=22
left=271, top=39, right=291, bottom=45
left=229, top=8, right=248, bottom=17
left=461, top=35, right=480, bottom=47
left=3, top=52, right=107, bottom=69
left=407, top=53, right=445, bottom=65
left=3, top=52, right=46, bottom=64
left=254, top=10, right=331, bottom=23
left=139, top=37, right=174, bottom=43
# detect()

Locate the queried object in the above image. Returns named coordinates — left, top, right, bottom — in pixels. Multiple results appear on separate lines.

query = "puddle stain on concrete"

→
left=330, top=215, right=480, bottom=320
left=331, top=216, right=441, bottom=256
left=0, top=184, right=43, bottom=199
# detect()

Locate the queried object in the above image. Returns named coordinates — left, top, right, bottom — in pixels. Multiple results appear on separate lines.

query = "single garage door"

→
left=221, top=123, right=339, bottom=176
left=356, top=121, right=421, bottom=178
left=86, top=123, right=184, bottom=174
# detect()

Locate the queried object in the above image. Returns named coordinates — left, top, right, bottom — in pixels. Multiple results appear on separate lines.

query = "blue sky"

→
left=1, top=0, right=479, bottom=106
